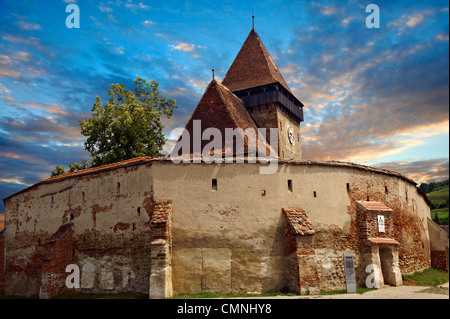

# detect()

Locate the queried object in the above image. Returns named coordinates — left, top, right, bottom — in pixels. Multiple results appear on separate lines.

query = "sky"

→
left=0, top=0, right=448, bottom=213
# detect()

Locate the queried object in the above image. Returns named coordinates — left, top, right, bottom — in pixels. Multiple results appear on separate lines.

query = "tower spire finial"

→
left=212, top=67, right=215, bottom=80
left=252, top=9, right=254, bottom=30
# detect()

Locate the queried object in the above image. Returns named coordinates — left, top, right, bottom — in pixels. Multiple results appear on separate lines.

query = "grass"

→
left=169, top=291, right=298, bottom=299
left=319, top=287, right=375, bottom=295
left=402, top=268, right=449, bottom=286
left=427, top=185, right=449, bottom=207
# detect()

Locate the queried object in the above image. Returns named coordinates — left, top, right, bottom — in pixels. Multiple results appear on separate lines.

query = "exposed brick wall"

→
left=39, top=223, right=74, bottom=299
left=0, top=230, right=4, bottom=296
left=431, top=250, right=448, bottom=272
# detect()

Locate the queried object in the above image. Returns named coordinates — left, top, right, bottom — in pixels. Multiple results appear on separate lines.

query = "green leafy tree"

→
left=51, top=165, right=66, bottom=177
left=50, top=77, right=176, bottom=175
left=80, top=77, right=176, bottom=167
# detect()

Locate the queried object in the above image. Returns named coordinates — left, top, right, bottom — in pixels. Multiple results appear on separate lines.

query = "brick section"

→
left=0, top=229, right=4, bottom=296
left=283, top=208, right=320, bottom=295
left=431, top=250, right=448, bottom=272
left=149, top=199, right=173, bottom=299
left=39, top=223, right=74, bottom=299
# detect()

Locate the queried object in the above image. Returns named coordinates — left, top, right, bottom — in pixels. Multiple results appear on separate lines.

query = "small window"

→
left=212, top=179, right=218, bottom=191
left=366, top=195, right=370, bottom=201
left=137, top=207, right=141, bottom=215
left=117, top=182, right=121, bottom=194
left=346, top=183, right=350, bottom=192
left=288, top=180, right=293, bottom=192
left=261, top=190, right=266, bottom=196
left=82, top=192, right=85, bottom=202
left=70, top=213, right=74, bottom=220
left=313, top=191, right=317, bottom=198
left=385, top=186, right=389, bottom=195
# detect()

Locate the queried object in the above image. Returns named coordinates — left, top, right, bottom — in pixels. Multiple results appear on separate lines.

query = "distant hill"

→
left=420, top=179, right=449, bottom=225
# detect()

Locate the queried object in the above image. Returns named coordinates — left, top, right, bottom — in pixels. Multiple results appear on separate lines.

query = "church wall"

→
left=151, top=161, right=430, bottom=294
left=3, top=163, right=155, bottom=296
left=3, top=160, right=431, bottom=296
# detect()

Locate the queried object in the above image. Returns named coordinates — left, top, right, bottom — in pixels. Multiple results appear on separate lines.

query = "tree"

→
left=50, top=77, right=176, bottom=176
left=80, top=77, right=176, bottom=167
left=51, top=166, right=66, bottom=177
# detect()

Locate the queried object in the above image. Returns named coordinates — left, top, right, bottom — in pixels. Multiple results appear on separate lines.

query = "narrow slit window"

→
left=346, top=183, right=350, bottom=192
left=288, top=179, right=293, bottom=192
left=212, top=179, right=217, bottom=191
left=117, top=182, right=121, bottom=194
left=313, top=191, right=317, bottom=198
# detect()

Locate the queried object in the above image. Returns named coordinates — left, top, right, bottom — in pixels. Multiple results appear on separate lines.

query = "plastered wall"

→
left=3, top=160, right=431, bottom=296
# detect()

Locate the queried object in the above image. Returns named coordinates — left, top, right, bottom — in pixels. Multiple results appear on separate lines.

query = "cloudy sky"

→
left=0, top=0, right=448, bottom=212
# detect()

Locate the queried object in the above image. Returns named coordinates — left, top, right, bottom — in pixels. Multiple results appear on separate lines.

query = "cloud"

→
left=171, top=42, right=196, bottom=52
left=125, top=0, right=149, bottom=10
left=375, top=159, right=449, bottom=184
left=406, top=14, right=424, bottom=27
left=17, top=21, right=42, bottom=30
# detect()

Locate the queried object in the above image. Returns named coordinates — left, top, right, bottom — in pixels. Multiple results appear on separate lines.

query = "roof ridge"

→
left=253, top=30, right=292, bottom=93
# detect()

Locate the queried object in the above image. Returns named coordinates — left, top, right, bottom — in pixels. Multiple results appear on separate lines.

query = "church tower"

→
left=222, top=28, right=304, bottom=160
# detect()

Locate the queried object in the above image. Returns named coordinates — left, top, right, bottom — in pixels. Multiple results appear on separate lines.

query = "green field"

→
left=427, top=184, right=449, bottom=225
left=427, top=184, right=449, bottom=207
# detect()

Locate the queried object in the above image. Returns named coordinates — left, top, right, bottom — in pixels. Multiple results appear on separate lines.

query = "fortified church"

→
left=0, top=25, right=448, bottom=298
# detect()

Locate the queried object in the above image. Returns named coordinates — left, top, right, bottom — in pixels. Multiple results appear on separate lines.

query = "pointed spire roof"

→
left=173, top=79, right=272, bottom=157
left=222, top=29, right=292, bottom=93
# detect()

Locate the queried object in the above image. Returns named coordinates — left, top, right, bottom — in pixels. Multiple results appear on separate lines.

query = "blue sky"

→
left=0, top=0, right=448, bottom=212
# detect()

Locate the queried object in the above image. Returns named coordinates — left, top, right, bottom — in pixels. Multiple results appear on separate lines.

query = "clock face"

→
left=287, top=126, right=294, bottom=145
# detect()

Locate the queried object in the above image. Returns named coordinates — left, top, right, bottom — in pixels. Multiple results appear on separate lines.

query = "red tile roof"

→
left=151, top=200, right=171, bottom=225
left=172, top=79, right=273, bottom=157
left=283, top=208, right=315, bottom=235
left=222, top=29, right=292, bottom=93
left=45, top=223, right=73, bottom=243
left=368, top=238, right=400, bottom=245
left=356, top=201, right=394, bottom=212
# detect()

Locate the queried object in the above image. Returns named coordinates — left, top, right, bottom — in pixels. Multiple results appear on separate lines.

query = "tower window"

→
left=212, top=178, right=217, bottom=191
left=288, top=180, right=293, bottom=192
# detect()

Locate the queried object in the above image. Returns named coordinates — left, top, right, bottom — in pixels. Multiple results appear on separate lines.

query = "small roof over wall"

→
left=151, top=200, right=172, bottom=225
left=356, top=201, right=394, bottom=213
left=283, top=208, right=315, bottom=235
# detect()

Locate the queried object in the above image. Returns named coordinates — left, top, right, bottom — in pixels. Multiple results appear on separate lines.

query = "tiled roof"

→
left=283, top=208, right=315, bottom=235
left=368, top=238, right=400, bottom=245
left=172, top=79, right=273, bottom=157
left=222, top=29, right=292, bottom=93
left=45, top=157, right=155, bottom=183
left=46, top=223, right=73, bottom=243
left=356, top=201, right=394, bottom=212
left=151, top=200, right=171, bottom=225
